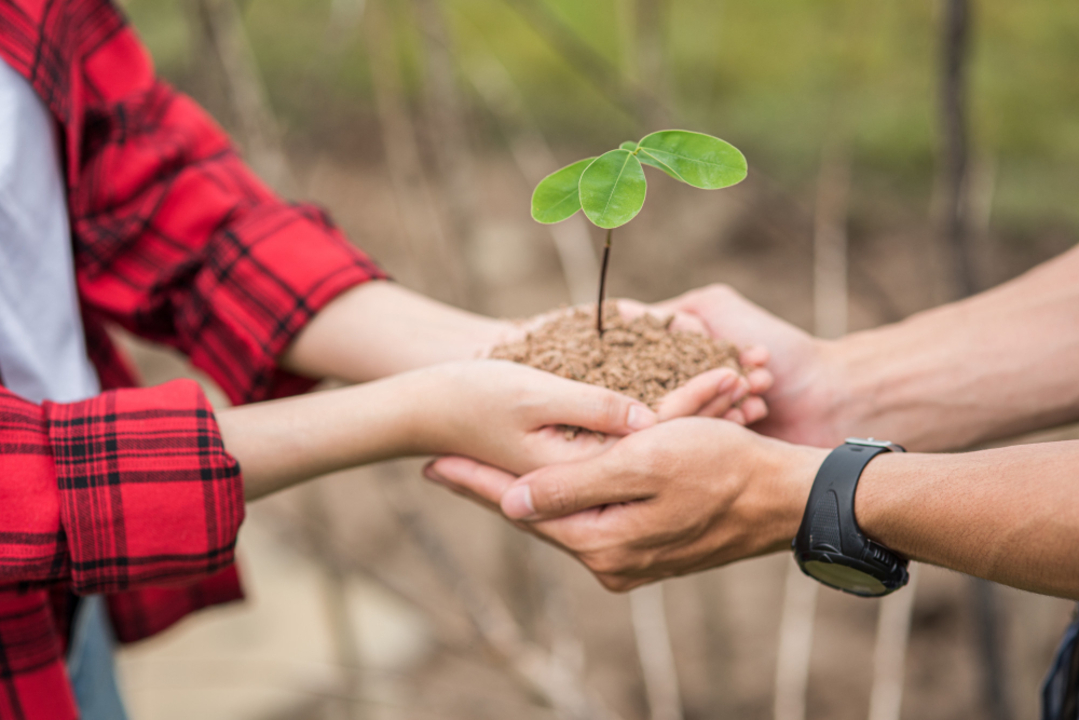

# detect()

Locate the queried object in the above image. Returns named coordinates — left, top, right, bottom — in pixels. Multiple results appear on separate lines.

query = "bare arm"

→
left=855, top=440, right=1079, bottom=597
left=217, top=361, right=658, bottom=501
left=279, top=280, right=509, bottom=383
left=660, top=244, right=1079, bottom=450
left=429, top=420, right=1079, bottom=599
left=833, top=244, right=1079, bottom=450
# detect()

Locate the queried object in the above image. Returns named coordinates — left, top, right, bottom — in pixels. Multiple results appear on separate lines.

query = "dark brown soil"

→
left=489, top=304, right=743, bottom=409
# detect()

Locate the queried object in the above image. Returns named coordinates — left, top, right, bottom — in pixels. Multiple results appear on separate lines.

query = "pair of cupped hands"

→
left=413, top=285, right=830, bottom=591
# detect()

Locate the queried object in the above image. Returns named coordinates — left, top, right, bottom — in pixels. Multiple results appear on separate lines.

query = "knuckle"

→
left=703, top=283, right=740, bottom=304
left=598, top=575, right=633, bottom=593
left=598, top=392, right=626, bottom=428
left=543, top=479, right=577, bottom=515
left=586, top=548, right=631, bottom=577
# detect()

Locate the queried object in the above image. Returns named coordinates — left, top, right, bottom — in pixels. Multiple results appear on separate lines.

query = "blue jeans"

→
left=1043, top=611, right=1079, bottom=720
left=67, top=596, right=129, bottom=720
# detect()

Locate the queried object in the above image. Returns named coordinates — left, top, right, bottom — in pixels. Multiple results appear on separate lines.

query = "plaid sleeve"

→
left=0, top=379, right=244, bottom=594
left=68, top=25, right=388, bottom=405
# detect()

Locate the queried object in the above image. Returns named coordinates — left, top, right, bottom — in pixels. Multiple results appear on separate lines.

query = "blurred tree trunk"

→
left=941, top=0, right=975, bottom=298
left=774, top=143, right=850, bottom=720
left=364, top=0, right=468, bottom=305
left=868, top=566, right=921, bottom=720
left=500, top=0, right=661, bottom=127
left=631, top=585, right=684, bottom=720
left=940, top=2, right=1012, bottom=718
left=462, top=54, right=599, bottom=303
left=412, top=0, right=481, bottom=310
left=182, top=0, right=296, bottom=194
left=181, top=6, right=366, bottom=719
left=633, top=0, right=672, bottom=130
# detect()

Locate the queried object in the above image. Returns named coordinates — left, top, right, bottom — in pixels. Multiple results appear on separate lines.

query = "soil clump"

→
left=490, top=305, right=743, bottom=409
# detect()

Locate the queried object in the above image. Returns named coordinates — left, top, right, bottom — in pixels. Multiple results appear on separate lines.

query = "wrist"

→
left=748, top=438, right=828, bottom=554
left=823, top=329, right=896, bottom=442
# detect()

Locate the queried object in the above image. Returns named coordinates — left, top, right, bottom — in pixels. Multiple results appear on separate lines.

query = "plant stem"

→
left=596, top=228, right=613, bottom=337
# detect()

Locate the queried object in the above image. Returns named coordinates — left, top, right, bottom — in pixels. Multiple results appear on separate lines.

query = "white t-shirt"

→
left=0, top=56, right=99, bottom=403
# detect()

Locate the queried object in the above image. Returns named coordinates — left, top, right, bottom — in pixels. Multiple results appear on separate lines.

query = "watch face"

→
left=802, top=559, right=888, bottom=596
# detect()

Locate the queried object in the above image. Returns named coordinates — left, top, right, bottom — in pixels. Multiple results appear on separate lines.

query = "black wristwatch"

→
left=792, top=438, right=909, bottom=597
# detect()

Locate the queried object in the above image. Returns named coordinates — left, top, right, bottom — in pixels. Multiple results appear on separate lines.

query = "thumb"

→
left=656, top=367, right=744, bottom=421
left=501, top=453, right=650, bottom=521
left=425, top=456, right=518, bottom=510
left=535, top=376, right=657, bottom=436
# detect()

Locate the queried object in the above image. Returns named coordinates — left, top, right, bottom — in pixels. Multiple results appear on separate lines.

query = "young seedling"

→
left=531, top=130, right=748, bottom=336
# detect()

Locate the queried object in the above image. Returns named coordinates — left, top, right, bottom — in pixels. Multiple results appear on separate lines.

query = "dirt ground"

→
left=116, top=152, right=1078, bottom=720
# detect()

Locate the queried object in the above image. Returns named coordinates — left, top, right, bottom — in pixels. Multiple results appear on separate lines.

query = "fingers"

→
left=501, top=456, right=652, bottom=521
left=667, top=311, right=709, bottom=336
left=746, top=367, right=774, bottom=395
left=614, top=298, right=650, bottom=321
left=616, top=299, right=708, bottom=336
left=424, top=456, right=518, bottom=510
left=536, top=375, right=657, bottom=436
left=656, top=367, right=742, bottom=421
left=740, top=395, right=769, bottom=424
left=523, top=425, right=621, bottom=467
left=740, top=344, right=770, bottom=369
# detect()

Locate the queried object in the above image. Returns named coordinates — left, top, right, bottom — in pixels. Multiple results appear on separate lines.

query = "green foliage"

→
left=579, top=149, right=647, bottom=229
left=531, top=130, right=747, bottom=230
left=638, top=131, right=747, bottom=190
left=531, top=158, right=595, bottom=224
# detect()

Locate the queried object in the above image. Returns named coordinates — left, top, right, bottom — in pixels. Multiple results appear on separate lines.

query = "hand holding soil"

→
left=488, top=300, right=772, bottom=425
left=503, top=129, right=770, bottom=425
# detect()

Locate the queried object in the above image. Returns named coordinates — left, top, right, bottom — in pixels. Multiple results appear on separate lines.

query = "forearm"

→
left=829, top=245, right=1079, bottom=450
left=852, top=441, right=1079, bottom=599
left=217, top=373, right=430, bottom=501
left=280, top=280, right=510, bottom=382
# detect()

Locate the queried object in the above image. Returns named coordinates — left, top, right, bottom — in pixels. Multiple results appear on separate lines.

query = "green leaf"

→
left=636, top=149, right=683, bottom=181
left=531, top=158, right=595, bottom=224
left=619, top=141, right=638, bottom=151
left=637, top=130, right=747, bottom=189
left=579, top=149, right=647, bottom=229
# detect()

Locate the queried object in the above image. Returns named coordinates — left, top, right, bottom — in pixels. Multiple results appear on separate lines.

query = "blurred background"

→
left=110, top=0, right=1079, bottom=718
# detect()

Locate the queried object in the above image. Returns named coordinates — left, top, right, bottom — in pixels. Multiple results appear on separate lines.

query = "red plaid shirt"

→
left=0, top=1, right=386, bottom=717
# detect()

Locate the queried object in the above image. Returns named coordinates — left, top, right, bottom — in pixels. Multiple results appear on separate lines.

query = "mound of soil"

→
left=490, top=304, right=743, bottom=409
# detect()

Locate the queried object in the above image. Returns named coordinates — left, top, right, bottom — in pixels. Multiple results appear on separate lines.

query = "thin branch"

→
left=186, top=0, right=297, bottom=194
left=812, top=143, right=851, bottom=341
left=773, top=562, right=818, bottom=720
left=631, top=585, right=684, bottom=720
left=363, top=0, right=468, bottom=304
left=941, top=0, right=976, bottom=298
left=775, top=141, right=850, bottom=720
left=182, top=8, right=366, bottom=717
left=379, top=481, right=624, bottom=720
left=462, top=54, right=599, bottom=304
left=498, top=0, right=660, bottom=124
left=412, top=0, right=481, bottom=309
left=867, top=564, right=921, bottom=720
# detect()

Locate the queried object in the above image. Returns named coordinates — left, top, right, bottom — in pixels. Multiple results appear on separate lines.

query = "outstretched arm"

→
left=220, top=360, right=660, bottom=501
left=658, top=244, right=1079, bottom=450
left=428, top=420, right=1079, bottom=599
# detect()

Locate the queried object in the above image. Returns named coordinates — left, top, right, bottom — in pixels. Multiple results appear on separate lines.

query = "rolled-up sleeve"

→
left=71, top=30, right=389, bottom=404
left=0, top=379, right=243, bottom=594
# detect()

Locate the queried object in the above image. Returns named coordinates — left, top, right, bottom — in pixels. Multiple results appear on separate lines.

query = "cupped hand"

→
left=415, top=360, right=658, bottom=477
left=488, top=299, right=773, bottom=427
left=425, top=418, right=826, bottom=591
left=647, top=284, right=843, bottom=446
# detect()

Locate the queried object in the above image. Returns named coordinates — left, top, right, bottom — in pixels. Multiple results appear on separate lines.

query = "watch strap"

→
left=796, top=443, right=889, bottom=558
left=793, top=440, right=910, bottom=596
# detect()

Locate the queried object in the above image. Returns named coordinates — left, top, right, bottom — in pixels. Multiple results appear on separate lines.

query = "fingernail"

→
left=715, top=371, right=738, bottom=392
left=502, top=485, right=535, bottom=520
left=627, top=404, right=656, bottom=431
left=730, top=379, right=750, bottom=403
left=423, top=465, right=448, bottom=485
